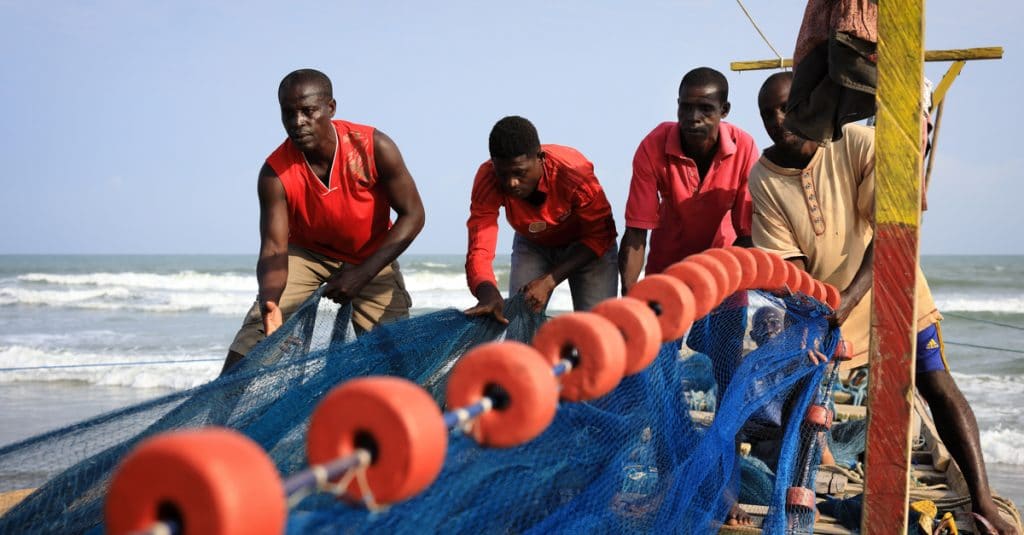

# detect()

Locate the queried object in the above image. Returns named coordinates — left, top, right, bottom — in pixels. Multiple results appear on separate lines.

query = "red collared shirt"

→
left=466, top=144, right=618, bottom=293
left=625, top=121, right=757, bottom=275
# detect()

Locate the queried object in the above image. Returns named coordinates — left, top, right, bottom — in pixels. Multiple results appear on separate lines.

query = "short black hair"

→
left=758, top=71, right=793, bottom=101
left=488, top=116, right=541, bottom=159
left=279, top=69, right=333, bottom=100
left=679, top=67, right=729, bottom=103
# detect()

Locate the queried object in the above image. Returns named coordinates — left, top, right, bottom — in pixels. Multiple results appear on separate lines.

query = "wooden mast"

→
left=860, top=0, right=925, bottom=532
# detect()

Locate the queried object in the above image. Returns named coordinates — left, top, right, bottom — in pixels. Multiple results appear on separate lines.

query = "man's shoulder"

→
left=543, top=144, right=597, bottom=183
left=721, top=122, right=758, bottom=151
left=640, top=122, right=677, bottom=144
left=542, top=144, right=590, bottom=165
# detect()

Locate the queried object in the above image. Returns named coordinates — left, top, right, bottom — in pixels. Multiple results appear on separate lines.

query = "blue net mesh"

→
left=0, top=288, right=846, bottom=534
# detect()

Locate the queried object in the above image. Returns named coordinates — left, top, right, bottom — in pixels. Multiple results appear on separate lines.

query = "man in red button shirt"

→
left=619, top=67, right=759, bottom=292
left=465, top=116, right=618, bottom=322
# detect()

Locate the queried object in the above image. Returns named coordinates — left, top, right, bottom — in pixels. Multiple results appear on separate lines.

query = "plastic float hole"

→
left=353, top=430, right=380, bottom=466
left=560, top=345, right=581, bottom=368
left=482, top=383, right=511, bottom=411
left=156, top=501, right=184, bottom=533
left=647, top=301, right=663, bottom=316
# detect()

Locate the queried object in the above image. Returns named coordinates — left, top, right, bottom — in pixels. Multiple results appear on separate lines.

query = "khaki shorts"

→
left=229, top=246, right=412, bottom=356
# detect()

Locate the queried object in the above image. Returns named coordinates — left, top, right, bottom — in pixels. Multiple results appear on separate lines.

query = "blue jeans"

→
left=509, top=233, right=618, bottom=312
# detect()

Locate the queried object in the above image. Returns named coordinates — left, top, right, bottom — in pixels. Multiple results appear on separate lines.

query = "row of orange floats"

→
left=105, top=247, right=842, bottom=535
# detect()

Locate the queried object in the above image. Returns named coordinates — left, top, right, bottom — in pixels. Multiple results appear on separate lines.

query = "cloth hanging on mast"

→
left=785, top=0, right=879, bottom=143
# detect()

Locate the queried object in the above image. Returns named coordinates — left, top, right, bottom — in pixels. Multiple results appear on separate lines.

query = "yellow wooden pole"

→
left=861, top=0, right=925, bottom=532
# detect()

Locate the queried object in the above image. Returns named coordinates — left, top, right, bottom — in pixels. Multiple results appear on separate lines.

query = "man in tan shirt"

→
left=749, top=72, right=1016, bottom=535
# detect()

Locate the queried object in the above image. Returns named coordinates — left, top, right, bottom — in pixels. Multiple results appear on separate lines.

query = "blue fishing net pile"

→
left=0, top=288, right=844, bottom=534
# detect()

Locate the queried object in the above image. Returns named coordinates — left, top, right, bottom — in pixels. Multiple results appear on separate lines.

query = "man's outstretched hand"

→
left=465, top=283, right=509, bottom=324
left=261, top=301, right=283, bottom=336
left=323, top=265, right=373, bottom=305
left=522, top=274, right=556, bottom=313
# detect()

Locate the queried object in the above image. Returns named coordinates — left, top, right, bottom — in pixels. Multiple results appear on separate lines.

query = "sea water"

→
left=1, top=254, right=1022, bottom=504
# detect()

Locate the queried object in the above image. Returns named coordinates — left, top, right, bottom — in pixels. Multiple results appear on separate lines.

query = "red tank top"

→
left=266, top=120, right=392, bottom=263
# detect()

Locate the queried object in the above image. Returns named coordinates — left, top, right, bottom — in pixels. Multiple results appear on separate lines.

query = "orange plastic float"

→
left=833, top=339, right=853, bottom=361
left=446, top=341, right=559, bottom=447
left=106, top=428, right=286, bottom=535
left=722, top=246, right=758, bottom=291
left=804, top=405, right=834, bottom=430
left=307, top=376, right=448, bottom=503
left=626, top=274, right=696, bottom=342
left=688, top=254, right=735, bottom=298
left=786, top=486, right=817, bottom=511
left=795, top=269, right=816, bottom=297
left=664, top=261, right=720, bottom=319
left=592, top=297, right=662, bottom=375
left=809, top=279, right=828, bottom=304
left=532, top=312, right=627, bottom=401
left=824, top=283, right=842, bottom=311
left=782, top=261, right=803, bottom=293
left=692, top=251, right=741, bottom=295
left=749, top=248, right=788, bottom=290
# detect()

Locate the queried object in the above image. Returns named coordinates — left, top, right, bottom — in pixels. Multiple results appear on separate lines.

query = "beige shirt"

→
left=749, top=124, right=941, bottom=369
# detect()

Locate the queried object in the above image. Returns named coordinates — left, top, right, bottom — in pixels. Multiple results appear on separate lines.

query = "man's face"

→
left=279, top=82, right=336, bottom=153
left=758, top=78, right=804, bottom=153
left=751, top=308, right=784, bottom=347
left=676, top=84, right=728, bottom=153
left=492, top=153, right=544, bottom=199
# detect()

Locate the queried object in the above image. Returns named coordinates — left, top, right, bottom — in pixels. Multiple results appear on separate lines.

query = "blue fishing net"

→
left=0, top=288, right=843, bottom=534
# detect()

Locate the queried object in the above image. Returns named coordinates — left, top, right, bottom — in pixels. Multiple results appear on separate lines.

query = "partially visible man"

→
left=619, top=67, right=758, bottom=292
left=465, top=116, right=618, bottom=322
left=221, top=69, right=424, bottom=374
left=750, top=71, right=1016, bottom=535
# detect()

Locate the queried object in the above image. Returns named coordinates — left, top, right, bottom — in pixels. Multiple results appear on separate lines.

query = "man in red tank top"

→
left=221, top=69, right=425, bottom=374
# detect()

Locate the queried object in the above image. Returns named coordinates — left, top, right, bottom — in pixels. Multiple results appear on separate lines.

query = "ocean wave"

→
left=933, top=294, right=1024, bottom=314
left=0, top=286, right=253, bottom=315
left=0, top=345, right=219, bottom=389
left=18, top=272, right=254, bottom=292
left=980, top=428, right=1024, bottom=466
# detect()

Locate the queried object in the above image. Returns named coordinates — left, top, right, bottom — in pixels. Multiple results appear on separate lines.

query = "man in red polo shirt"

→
left=619, top=67, right=758, bottom=292
left=465, top=116, right=618, bottom=323
left=221, top=69, right=425, bottom=374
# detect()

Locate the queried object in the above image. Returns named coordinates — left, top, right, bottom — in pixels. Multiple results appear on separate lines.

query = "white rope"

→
left=735, top=0, right=788, bottom=70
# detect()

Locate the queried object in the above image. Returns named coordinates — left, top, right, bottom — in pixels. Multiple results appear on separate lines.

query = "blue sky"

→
left=0, top=1, right=1019, bottom=255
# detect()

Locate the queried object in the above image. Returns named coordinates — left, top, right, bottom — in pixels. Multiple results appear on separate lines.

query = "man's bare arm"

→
left=256, top=163, right=290, bottom=312
left=618, top=227, right=648, bottom=295
left=323, top=130, right=425, bottom=302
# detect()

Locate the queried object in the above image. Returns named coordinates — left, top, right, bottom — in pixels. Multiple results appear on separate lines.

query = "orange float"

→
left=626, top=274, right=696, bottom=342
left=532, top=312, right=627, bottom=401
left=804, top=405, right=834, bottom=430
left=703, top=248, right=744, bottom=294
left=786, top=486, right=817, bottom=511
left=106, top=428, right=286, bottom=535
left=824, top=283, right=842, bottom=311
left=808, top=279, right=828, bottom=304
left=748, top=248, right=787, bottom=290
left=307, top=376, right=448, bottom=504
left=664, top=261, right=720, bottom=319
left=446, top=341, right=559, bottom=447
left=782, top=261, right=803, bottom=293
left=592, top=297, right=662, bottom=375
left=688, top=254, right=736, bottom=298
left=722, top=246, right=758, bottom=291
left=795, top=269, right=816, bottom=297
